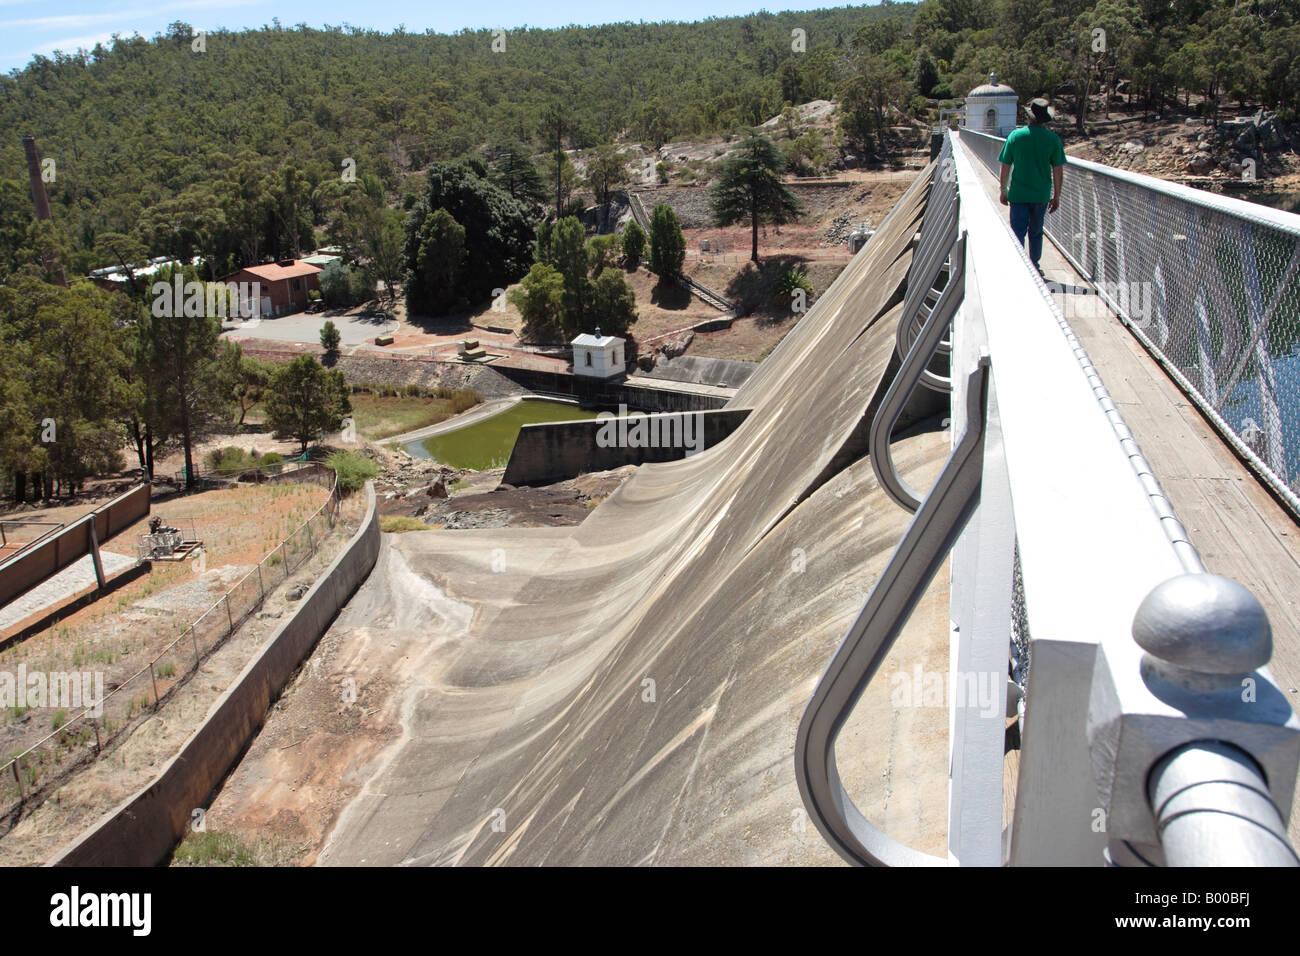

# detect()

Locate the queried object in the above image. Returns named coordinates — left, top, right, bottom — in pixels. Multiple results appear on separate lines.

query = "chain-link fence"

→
left=961, top=128, right=1300, bottom=517
left=0, top=468, right=341, bottom=835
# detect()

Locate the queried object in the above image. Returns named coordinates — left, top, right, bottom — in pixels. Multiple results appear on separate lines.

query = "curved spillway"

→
left=318, top=163, right=953, bottom=866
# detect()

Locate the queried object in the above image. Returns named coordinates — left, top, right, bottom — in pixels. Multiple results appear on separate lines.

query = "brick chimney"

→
left=22, top=135, right=53, bottom=222
left=21, top=135, right=67, bottom=286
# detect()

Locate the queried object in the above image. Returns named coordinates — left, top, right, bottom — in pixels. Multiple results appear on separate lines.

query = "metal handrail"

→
left=796, top=131, right=1300, bottom=867
left=796, top=356, right=990, bottom=866
left=871, top=233, right=966, bottom=512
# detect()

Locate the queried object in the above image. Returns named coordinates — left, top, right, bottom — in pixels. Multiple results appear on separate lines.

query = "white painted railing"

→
left=961, top=127, right=1300, bottom=518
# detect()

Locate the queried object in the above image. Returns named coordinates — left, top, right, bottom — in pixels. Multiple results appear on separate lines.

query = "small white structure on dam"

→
left=572, top=327, right=626, bottom=378
left=961, top=72, right=1019, bottom=137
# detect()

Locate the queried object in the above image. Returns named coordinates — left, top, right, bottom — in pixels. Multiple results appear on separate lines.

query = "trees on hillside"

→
left=585, top=146, right=630, bottom=206
left=647, top=204, right=686, bottom=283
left=711, top=134, right=803, bottom=262
left=263, top=354, right=351, bottom=455
left=512, top=216, right=638, bottom=341
left=0, top=278, right=138, bottom=498
left=6, top=4, right=1300, bottom=278
left=839, top=49, right=912, bottom=155
left=403, top=160, right=535, bottom=318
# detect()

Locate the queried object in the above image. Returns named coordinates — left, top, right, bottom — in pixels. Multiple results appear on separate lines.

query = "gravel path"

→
left=0, top=551, right=137, bottom=633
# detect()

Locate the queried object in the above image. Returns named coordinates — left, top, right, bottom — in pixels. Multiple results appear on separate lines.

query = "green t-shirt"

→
left=997, top=125, right=1066, bottom=204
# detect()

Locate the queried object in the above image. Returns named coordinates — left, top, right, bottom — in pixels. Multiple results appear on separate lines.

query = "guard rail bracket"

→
left=796, top=352, right=990, bottom=867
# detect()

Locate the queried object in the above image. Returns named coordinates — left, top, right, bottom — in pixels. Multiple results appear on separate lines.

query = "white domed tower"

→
left=960, top=72, right=1019, bottom=137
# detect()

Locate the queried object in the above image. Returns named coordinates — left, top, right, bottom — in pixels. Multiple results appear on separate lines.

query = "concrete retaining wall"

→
left=503, top=409, right=751, bottom=486
left=0, top=483, right=149, bottom=608
left=51, top=482, right=380, bottom=867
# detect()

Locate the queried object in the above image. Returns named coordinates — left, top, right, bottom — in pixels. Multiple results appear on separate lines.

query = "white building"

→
left=572, top=328, right=626, bottom=379
left=961, top=72, right=1019, bottom=137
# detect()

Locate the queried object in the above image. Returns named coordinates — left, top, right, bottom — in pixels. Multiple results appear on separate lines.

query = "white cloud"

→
left=29, top=31, right=118, bottom=57
left=3, top=0, right=259, bottom=31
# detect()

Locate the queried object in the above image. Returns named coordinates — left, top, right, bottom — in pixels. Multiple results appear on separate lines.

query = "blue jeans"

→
left=1009, top=202, right=1048, bottom=267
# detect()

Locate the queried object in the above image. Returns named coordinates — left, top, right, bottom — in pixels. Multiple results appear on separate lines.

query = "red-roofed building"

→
left=220, top=259, right=322, bottom=316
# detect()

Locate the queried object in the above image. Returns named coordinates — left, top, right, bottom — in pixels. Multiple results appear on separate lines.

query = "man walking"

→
left=997, top=98, right=1065, bottom=273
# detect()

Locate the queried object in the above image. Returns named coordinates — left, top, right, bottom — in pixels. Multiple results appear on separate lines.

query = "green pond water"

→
left=403, top=400, right=599, bottom=470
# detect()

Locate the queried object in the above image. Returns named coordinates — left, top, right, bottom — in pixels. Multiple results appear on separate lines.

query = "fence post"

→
left=149, top=662, right=160, bottom=709
left=281, top=542, right=290, bottom=579
left=256, top=563, right=265, bottom=600
left=225, top=595, right=234, bottom=635
left=304, top=518, right=315, bottom=554
left=11, top=758, right=23, bottom=800
left=93, top=721, right=101, bottom=754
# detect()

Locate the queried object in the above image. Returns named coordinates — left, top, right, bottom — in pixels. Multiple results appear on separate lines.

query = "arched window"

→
left=585, top=351, right=593, bottom=366
left=984, top=107, right=997, bottom=132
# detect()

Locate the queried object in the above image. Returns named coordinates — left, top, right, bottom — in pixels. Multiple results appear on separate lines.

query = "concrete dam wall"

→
left=312, top=161, right=952, bottom=865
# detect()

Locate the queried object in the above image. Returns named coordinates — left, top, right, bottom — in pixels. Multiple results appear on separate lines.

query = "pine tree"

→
left=647, top=204, right=686, bottom=283
left=711, top=133, right=803, bottom=262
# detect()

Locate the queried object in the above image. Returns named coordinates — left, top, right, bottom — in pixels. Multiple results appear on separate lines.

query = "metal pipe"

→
left=1149, top=740, right=1299, bottom=867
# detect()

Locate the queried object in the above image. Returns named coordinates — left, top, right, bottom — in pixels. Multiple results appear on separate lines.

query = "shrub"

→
left=772, top=267, right=813, bottom=307
left=621, top=221, right=645, bottom=267
left=328, top=449, right=380, bottom=494
left=320, top=320, right=341, bottom=353
left=204, top=446, right=257, bottom=474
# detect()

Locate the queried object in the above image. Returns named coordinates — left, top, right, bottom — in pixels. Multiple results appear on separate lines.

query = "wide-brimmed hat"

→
left=1025, top=98, right=1054, bottom=123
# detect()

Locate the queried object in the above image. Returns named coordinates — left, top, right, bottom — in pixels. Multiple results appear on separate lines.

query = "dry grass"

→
left=0, top=482, right=329, bottom=755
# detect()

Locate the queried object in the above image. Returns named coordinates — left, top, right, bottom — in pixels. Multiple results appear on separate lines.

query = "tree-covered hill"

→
left=0, top=8, right=893, bottom=270
left=0, top=0, right=1296, bottom=275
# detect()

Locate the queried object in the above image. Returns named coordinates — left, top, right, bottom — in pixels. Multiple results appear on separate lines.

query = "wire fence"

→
left=961, top=128, right=1300, bottom=516
left=0, top=467, right=341, bottom=835
left=162, top=457, right=327, bottom=490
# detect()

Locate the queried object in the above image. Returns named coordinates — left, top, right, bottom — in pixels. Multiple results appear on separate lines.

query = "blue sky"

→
left=1, top=0, right=872, bottom=73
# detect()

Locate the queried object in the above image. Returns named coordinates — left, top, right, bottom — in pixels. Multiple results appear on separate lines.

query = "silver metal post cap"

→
left=1133, top=573, right=1271, bottom=675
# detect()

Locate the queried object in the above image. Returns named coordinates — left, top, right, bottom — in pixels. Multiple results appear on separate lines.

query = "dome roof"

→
left=968, top=71, right=1016, bottom=98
